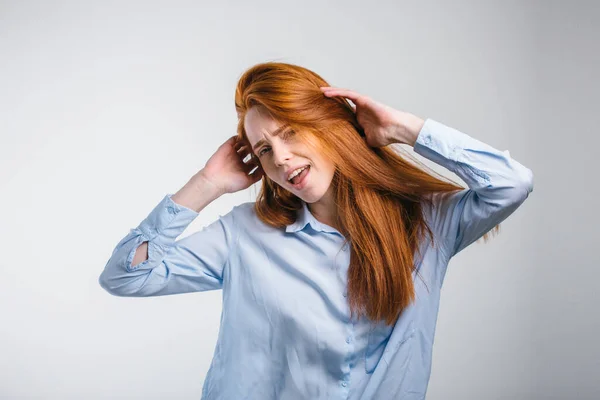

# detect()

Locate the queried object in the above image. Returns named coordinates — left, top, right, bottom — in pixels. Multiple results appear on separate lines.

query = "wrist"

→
left=170, top=171, right=225, bottom=213
left=391, top=113, right=425, bottom=147
left=194, top=170, right=226, bottom=197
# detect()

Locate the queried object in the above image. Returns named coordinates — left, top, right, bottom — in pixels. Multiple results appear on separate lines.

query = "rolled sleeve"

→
left=99, top=194, right=236, bottom=297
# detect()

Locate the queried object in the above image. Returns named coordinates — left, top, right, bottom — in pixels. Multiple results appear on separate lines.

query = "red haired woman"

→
left=100, top=62, right=534, bottom=399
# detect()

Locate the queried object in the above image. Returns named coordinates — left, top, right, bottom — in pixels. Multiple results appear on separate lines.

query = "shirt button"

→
left=341, top=381, right=347, bottom=387
left=345, top=337, right=351, bottom=344
left=343, top=291, right=347, bottom=297
left=343, top=244, right=348, bottom=251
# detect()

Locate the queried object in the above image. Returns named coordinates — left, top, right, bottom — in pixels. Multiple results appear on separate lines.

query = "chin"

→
left=297, top=189, right=326, bottom=204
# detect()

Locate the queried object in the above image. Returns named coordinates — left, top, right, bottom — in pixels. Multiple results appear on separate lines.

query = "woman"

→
left=99, top=62, right=534, bottom=399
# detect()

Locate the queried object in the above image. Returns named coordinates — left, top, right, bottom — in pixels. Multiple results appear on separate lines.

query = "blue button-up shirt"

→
left=99, top=118, right=534, bottom=399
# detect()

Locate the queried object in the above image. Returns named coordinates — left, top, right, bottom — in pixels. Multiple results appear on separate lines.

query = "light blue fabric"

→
left=99, top=118, right=534, bottom=399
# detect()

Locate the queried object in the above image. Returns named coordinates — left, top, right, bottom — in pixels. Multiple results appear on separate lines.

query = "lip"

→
left=284, top=164, right=310, bottom=182
left=288, top=165, right=310, bottom=190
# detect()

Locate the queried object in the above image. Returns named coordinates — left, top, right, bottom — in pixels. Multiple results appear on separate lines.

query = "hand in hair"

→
left=319, top=86, right=425, bottom=148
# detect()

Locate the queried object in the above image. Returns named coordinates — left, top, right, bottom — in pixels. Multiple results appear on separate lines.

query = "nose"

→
left=273, top=143, right=292, bottom=167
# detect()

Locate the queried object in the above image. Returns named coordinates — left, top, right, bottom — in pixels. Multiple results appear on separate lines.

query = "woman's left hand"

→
left=320, top=86, right=425, bottom=148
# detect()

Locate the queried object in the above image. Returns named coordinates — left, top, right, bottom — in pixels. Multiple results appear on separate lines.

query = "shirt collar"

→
left=285, top=200, right=341, bottom=235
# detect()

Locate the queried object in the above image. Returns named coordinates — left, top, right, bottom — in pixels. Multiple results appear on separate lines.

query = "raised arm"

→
left=98, top=179, right=234, bottom=297
left=99, top=135, right=263, bottom=297
left=412, top=119, right=534, bottom=259
left=318, top=86, right=534, bottom=262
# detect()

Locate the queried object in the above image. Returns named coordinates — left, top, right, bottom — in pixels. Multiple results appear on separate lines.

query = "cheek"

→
left=262, top=165, right=281, bottom=182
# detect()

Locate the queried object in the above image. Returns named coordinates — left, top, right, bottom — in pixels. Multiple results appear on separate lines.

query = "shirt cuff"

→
left=135, top=194, right=199, bottom=250
left=414, top=118, right=460, bottom=161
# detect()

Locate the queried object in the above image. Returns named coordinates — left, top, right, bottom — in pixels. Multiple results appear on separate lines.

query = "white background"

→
left=0, top=0, right=597, bottom=399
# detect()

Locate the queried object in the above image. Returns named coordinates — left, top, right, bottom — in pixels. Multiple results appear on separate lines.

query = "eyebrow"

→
left=252, top=123, right=291, bottom=152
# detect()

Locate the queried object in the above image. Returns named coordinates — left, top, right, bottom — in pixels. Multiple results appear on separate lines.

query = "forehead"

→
left=244, top=107, right=287, bottom=145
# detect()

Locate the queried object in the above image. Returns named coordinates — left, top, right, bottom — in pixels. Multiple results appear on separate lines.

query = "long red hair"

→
left=234, top=62, right=500, bottom=326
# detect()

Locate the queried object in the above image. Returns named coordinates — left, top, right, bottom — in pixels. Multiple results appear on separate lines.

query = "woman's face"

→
left=244, top=106, right=336, bottom=204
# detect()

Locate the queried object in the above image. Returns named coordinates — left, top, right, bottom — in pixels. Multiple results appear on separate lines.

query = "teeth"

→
left=288, top=166, right=308, bottom=181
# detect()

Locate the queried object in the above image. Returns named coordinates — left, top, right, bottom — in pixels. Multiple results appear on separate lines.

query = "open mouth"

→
left=288, top=165, right=310, bottom=189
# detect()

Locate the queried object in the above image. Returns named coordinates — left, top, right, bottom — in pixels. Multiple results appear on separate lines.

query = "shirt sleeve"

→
left=414, top=118, right=534, bottom=259
left=98, top=194, right=236, bottom=297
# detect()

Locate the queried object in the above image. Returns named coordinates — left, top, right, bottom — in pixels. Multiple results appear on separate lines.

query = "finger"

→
left=233, top=139, right=244, bottom=151
left=244, top=153, right=260, bottom=165
left=320, top=87, right=362, bottom=101
left=250, top=166, right=264, bottom=183
left=321, top=88, right=361, bottom=113
left=235, top=140, right=251, bottom=152
left=246, top=161, right=263, bottom=176
left=241, top=154, right=256, bottom=166
left=239, top=148, right=258, bottom=164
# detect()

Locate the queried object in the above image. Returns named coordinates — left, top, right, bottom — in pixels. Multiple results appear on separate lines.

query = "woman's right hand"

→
left=198, top=135, right=264, bottom=195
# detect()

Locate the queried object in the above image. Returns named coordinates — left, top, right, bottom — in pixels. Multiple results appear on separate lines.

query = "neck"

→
left=306, top=187, right=339, bottom=231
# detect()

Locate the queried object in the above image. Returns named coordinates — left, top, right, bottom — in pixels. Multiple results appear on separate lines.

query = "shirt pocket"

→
left=365, top=318, right=415, bottom=374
